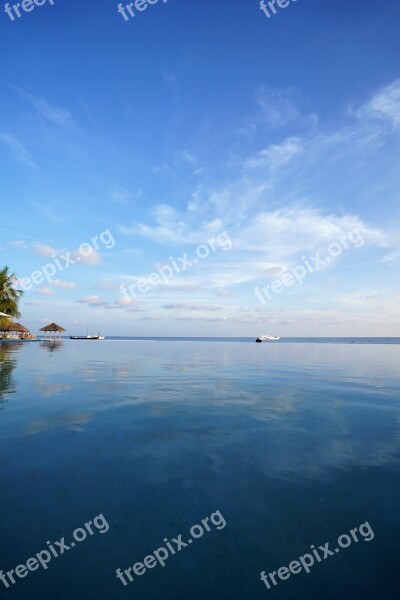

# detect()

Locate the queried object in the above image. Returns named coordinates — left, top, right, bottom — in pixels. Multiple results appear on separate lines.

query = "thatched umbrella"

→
left=39, top=322, right=66, bottom=340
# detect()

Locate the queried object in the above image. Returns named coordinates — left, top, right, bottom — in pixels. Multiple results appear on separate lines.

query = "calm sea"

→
left=68, top=336, right=400, bottom=343
left=0, top=339, right=399, bottom=599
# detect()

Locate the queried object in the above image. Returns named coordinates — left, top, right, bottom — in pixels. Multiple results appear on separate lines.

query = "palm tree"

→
left=0, top=267, right=23, bottom=326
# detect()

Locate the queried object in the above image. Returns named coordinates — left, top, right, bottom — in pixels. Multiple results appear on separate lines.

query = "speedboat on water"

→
left=70, top=334, right=105, bottom=340
left=255, top=334, right=280, bottom=343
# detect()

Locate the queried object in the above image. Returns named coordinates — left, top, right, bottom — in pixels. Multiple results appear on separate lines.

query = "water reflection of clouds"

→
left=34, top=377, right=71, bottom=397
left=3, top=341, right=400, bottom=482
left=118, top=406, right=400, bottom=485
left=76, top=360, right=142, bottom=386
left=23, top=412, right=92, bottom=436
left=106, top=375, right=400, bottom=484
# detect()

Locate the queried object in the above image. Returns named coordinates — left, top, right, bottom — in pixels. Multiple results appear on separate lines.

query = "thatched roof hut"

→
left=39, top=323, right=66, bottom=340
left=0, top=322, right=30, bottom=333
left=39, top=323, right=65, bottom=332
left=0, top=322, right=31, bottom=339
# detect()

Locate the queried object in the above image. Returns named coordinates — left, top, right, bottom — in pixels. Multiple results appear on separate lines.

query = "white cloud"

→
left=77, top=295, right=102, bottom=304
left=72, top=247, right=101, bottom=265
left=360, top=80, right=400, bottom=128
left=382, top=250, right=400, bottom=263
left=16, top=87, right=74, bottom=129
left=264, top=267, right=284, bottom=276
left=335, top=290, right=379, bottom=307
left=118, top=296, right=133, bottom=306
left=175, top=150, right=198, bottom=166
left=118, top=198, right=391, bottom=295
left=108, top=186, right=143, bottom=207
left=9, top=240, right=28, bottom=249
left=36, top=287, right=55, bottom=296
left=176, top=315, right=229, bottom=322
left=245, top=137, right=303, bottom=170
left=236, top=208, right=387, bottom=256
left=335, top=290, right=400, bottom=314
left=51, top=279, right=76, bottom=289
left=256, top=86, right=301, bottom=128
left=32, top=243, right=101, bottom=265
left=95, top=281, right=121, bottom=290
left=33, top=243, right=57, bottom=257
left=163, top=303, right=222, bottom=311
left=0, top=133, right=35, bottom=167
left=28, top=201, right=66, bottom=226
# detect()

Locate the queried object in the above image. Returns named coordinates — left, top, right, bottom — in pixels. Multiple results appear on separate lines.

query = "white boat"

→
left=255, top=334, right=280, bottom=343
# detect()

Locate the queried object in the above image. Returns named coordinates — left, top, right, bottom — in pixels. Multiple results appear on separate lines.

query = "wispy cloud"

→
left=77, top=295, right=105, bottom=306
left=163, top=303, right=222, bottom=311
left=256, top=86, right=302, bottom=128
left=0, top=133, right=35, bottom=167
left=382, top=250, right=400, bottom=263
left=13, top=86, right=74, bottom=129
left=9, top=240, right=28, bottom=249
left=108, top=185, right=143, bottom=207
left=358, top=80, right=400, bottom=128
left=32, top=242, right=101, bottom=265
left=95, top=281, right=122, bottom=291
left=176, top=315, right=229, bottom=322
left=51, top=279, right=77, bottom=289
left=36, top=287, right=55, bottom=296
left=245, top=137, right=303, bottom=170
left=28, top=201, right=66, bottom=226
left=33, top=243, right=57, bottom=257
left=71, top=247, right=101, bottom=266
left=24, top=300, right=44, bottom=306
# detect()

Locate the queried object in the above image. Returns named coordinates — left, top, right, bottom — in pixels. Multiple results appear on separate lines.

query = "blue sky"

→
left=0, top=0, right=399, bottom=336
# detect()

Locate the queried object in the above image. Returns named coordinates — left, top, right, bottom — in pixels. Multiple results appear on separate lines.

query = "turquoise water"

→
left=0, top=340, right=399, bottom=599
